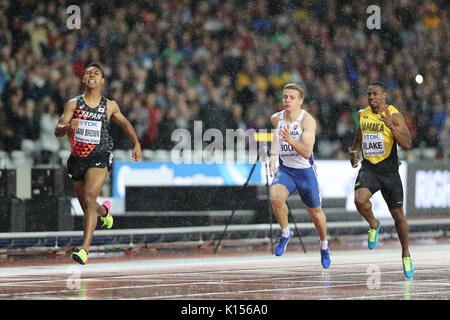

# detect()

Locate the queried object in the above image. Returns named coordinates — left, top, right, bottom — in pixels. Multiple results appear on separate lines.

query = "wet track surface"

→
left=1, top=243, right=450, bottom=300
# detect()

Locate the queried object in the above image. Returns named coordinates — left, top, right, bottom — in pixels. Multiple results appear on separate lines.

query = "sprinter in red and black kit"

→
left=67, top=94, right=114, bottom=179
left=55, top=63, right=141, bottom=264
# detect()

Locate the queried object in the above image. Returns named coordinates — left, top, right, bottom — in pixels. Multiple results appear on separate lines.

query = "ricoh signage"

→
left=407, top=163, right=450, bottom=215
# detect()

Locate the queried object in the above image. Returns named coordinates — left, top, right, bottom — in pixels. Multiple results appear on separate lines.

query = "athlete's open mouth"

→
left=88, top=79, right=96, bottom=84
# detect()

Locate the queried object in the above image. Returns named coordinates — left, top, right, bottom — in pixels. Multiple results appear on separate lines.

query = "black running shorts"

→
left=354, top=165, right=404, bottom=209
left=67, top=151, right=113, bottom=181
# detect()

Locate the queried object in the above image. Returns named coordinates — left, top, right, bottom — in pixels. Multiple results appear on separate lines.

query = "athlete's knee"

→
left=307, top=206, right=325, bottom=221
left=79, top=199, right=88, bottom=212
left=354, top=195, right=370, bottom=210
left=390, top=209, right=406, bottom=224
left=270, top=194, right=286, bottom=210
left=83, top=189, right=97, bottom=206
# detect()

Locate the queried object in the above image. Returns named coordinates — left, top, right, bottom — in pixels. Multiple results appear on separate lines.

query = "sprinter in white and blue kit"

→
left=269, top=83, right=330, bottom=269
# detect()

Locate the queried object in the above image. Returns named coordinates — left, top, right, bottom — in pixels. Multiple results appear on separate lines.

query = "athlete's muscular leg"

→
left=389, top=207, right=410, bottom=258
left=354, top=188, right=379, bottom=230
left=73, top=181, right=107, bottom=219
left=74, top=167, right=109, bottom=252
left=270, top=184, right=290, bottom=229
left=305, top=205, right=327, bottom=241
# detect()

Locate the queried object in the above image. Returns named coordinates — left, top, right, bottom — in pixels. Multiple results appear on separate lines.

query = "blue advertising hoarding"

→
left=112, top=162, right=265, bottom=198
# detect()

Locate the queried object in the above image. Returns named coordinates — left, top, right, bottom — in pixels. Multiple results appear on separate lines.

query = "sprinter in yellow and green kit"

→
left=349, top=81, right=414, bottom=278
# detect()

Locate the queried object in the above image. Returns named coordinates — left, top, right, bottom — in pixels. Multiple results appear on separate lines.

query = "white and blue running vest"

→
left=276, top=110, right=315, bottom=169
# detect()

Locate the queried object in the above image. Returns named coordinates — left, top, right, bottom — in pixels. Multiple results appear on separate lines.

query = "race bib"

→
left=362, top=133, right=386, bottom=156
left=74, top=119, right=102, bottom=144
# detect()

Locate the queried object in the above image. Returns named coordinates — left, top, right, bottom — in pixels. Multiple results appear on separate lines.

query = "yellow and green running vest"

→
left=359, top=105, right=400, bottom=172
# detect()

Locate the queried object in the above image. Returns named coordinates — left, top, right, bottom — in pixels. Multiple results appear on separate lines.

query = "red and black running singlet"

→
left=69, top=95, right=113, bottom=157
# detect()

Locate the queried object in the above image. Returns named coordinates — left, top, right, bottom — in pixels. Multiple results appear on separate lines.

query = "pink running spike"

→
left=102, top=200, right=111, bottom=215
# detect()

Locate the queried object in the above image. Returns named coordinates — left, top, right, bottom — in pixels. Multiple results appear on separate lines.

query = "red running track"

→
left=1, top=243, right=450, bottom=301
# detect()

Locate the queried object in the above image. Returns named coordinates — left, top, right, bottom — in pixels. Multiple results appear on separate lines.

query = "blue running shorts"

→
left=271, top=164, right=321, bottom=208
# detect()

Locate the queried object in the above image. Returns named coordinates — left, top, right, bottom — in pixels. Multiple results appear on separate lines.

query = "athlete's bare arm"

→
left=269, top=112, right=281, bottom=177
left=108, top=99, right=142, bottom=161
left=279, top=113, right=316, bottom=159
left=54, top=98, right=79, bottom=137
left=349, top=110, right=363, bottom=168
left=379, top=106, right=412, bottom=150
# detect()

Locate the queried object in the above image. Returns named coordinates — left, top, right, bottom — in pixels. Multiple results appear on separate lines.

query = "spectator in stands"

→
left=140, top=93, right=161, bottom=149
left=38, top=97, right=59, bottom=164
left=156, top=106, right=178, bottom=150
left=5, top=87, right=26, bottom=151
left=127, top=98, right=149, bottom=142
left=21, top=98, right=40, bottom=159
left=431, top=93, right=446, bottom=134
left=336, top=110, right=354, bottom=153
left=0, top=99, right=14, bottom=151
left=439, top=102, right=450, bottom=158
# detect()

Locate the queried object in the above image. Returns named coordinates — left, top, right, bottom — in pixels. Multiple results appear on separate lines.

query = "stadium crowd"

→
left=0, top=0, right=448, bottom=164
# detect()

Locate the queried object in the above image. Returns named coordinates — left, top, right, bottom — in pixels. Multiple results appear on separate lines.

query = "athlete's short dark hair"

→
left=85, top=63, right=105, bottom=78
left=369, top=81, right=386, bottom=92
